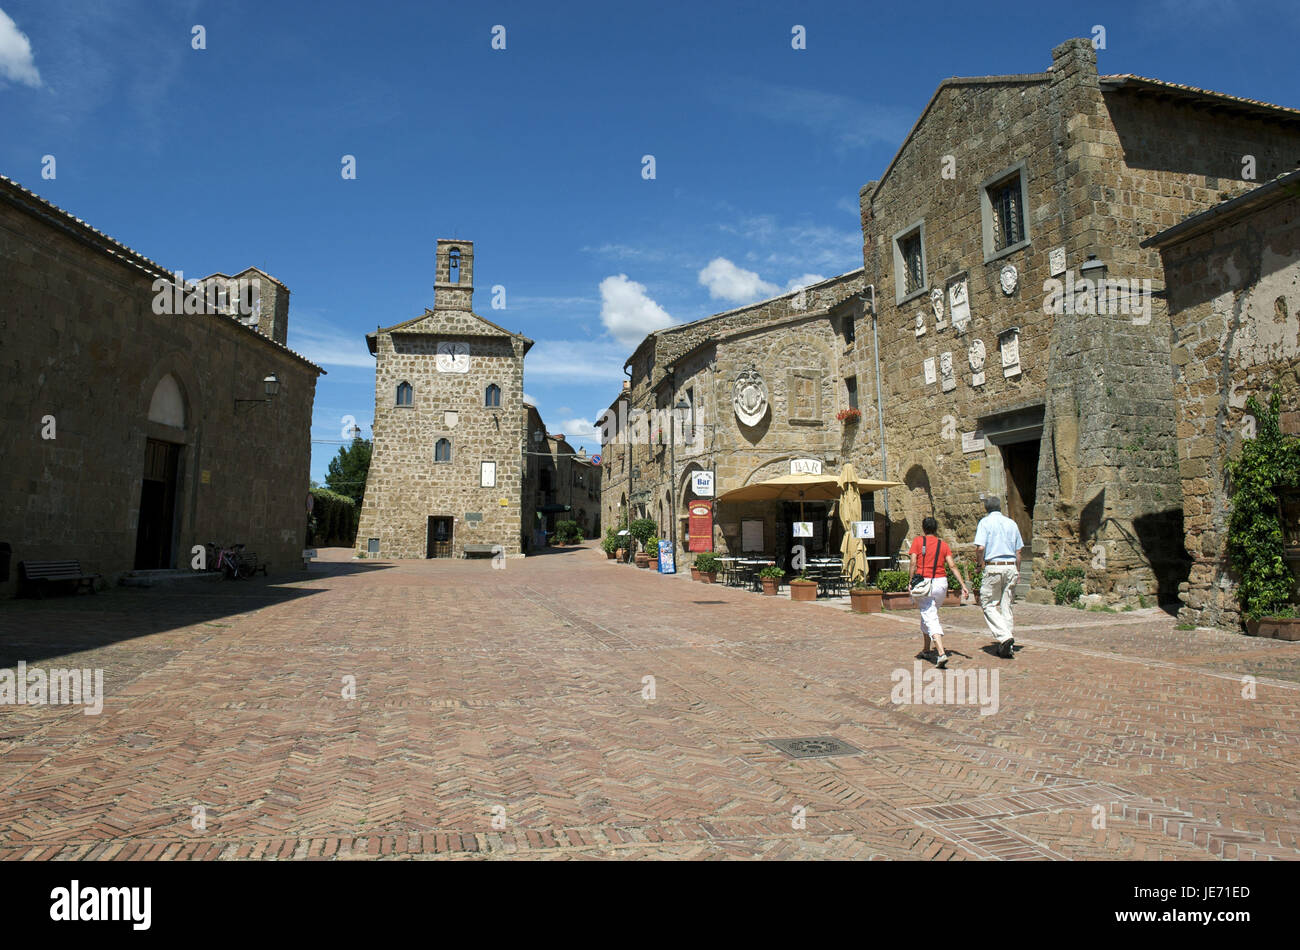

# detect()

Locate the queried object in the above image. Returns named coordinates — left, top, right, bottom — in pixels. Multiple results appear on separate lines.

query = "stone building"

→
left=601, top=38, right=1300, bottom=611
left=0, top=175, right=322, bottom=595
left=1144, top=170, right=1300, bottom=627
left=600, top=271, right=871, bottom=564
left=356, top=240, right=535, bottom=558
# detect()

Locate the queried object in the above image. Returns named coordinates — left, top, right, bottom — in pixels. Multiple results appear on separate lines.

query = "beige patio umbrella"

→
left=838, top=463, right=866, bottom=583
left=717, top=471, right=901, bottom=528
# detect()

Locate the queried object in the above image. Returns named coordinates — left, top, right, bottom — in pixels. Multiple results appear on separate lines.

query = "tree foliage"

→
left=1226, top=390, right=1300, bottom=621
left=325, top=439, right=372, bottom=508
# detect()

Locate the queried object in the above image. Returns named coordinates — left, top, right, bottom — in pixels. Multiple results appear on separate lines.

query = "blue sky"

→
left=3, top=0, right=1297, bottom=481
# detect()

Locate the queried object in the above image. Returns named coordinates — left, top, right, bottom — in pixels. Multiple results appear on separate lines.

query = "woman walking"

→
left=907, top=517, right=969, bottom=668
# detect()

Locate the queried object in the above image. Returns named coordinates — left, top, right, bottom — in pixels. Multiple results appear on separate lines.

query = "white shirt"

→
left=974, top=512, right=1023, bottom=562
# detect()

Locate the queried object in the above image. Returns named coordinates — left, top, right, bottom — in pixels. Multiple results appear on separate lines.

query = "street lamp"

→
left=669, top=396, right=690, bottom=552
left=1080, top=255, right=1107, bottom=311
left=236, top=373, right=280, bottom=410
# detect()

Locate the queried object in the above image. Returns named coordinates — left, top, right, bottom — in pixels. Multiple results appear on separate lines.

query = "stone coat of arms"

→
left=733, top=370, right=769, bottom=427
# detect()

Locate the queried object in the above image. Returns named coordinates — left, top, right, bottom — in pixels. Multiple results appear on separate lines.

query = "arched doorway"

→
left=135, top=374, right=187, bottom=570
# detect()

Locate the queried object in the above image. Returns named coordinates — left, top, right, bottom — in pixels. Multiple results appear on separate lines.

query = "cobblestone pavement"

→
left=1, top=544, right=1297, bottom=860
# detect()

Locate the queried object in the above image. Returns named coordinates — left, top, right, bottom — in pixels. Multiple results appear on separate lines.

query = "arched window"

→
left=396, top=381, right=413, bottom=406
left=435, top=438, right=452, bottom=462
left=485, top=383, right=501, bottom=408
left=449, top=247, right=461, bottom=284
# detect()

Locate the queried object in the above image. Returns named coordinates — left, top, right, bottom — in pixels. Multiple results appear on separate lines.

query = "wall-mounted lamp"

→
left=236, top=373, right=280, bottom=410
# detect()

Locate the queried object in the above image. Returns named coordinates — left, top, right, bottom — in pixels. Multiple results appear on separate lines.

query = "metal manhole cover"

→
left=766, top=736, right=862, bottom=759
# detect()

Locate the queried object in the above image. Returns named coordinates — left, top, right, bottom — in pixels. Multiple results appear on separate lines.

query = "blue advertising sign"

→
left=657, top=539, right=676, bottom=574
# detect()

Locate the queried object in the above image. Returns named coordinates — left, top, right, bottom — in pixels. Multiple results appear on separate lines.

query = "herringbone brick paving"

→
left=0, top=544, right=1297, bottom=860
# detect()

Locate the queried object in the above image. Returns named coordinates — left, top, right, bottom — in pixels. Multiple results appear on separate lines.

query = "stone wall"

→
left=0, top=178, right=320, bottom=596
left=1155, top=182, right=1300, bottom=628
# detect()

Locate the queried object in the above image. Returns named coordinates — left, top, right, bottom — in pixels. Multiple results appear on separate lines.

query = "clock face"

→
left=436, top=341, right=469, bottom=373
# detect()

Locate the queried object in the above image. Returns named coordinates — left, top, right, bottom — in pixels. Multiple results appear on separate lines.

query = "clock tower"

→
left=356, top=238, right=535, bottom=559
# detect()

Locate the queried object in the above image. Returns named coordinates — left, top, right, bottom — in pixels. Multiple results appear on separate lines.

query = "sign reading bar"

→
left=691, top=471, right=715, bottom=497
left=790, top=458, right=822, bottom=476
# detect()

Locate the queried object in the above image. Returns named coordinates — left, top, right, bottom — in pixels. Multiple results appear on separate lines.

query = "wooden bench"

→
left=462, top=544, right=501, bottom=559
left=19, top=560, right=102, bottom=597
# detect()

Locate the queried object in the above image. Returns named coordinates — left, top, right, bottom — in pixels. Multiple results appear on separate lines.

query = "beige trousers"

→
left=981, top=564, right=1018, bottom=643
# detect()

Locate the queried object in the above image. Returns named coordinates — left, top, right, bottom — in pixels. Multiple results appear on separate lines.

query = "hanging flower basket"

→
left=836, top=408, right=862, bottom=425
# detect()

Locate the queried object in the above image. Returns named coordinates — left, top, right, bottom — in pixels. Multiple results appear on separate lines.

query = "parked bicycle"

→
left=206, top=541, right=257, bottom=580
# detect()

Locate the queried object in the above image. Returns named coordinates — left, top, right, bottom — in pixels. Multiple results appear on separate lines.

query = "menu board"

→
left=742, top=519, right=764, bottom=552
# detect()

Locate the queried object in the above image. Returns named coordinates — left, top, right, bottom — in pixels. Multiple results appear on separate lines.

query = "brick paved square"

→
left=1, top=545, right=1297, bottom=860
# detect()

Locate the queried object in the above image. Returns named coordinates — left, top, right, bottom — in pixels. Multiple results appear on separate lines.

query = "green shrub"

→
left=694, top=553, right=719, bottom=573
left=1227, top=389, right=1300, bottom=621
left=645, top=536, right=660, bottom=556
left=629, top=518, right=658, bottom=550
left=308, top=488, right=359, bottom=546
left=601, top=528, right=620, bottom=553
left=758, top=565, right=786, bottom=579
left=1054, top=577, right=1084, bottom=605
left=1042, top=565, right=1086, bottom=582
left=555, top=519, right=582, bottom=544
left=876, top=570, right=910, bottom=593
left=947, top=559, right=979, bottom=590
left=1175, top=621, right=1196, bottom=630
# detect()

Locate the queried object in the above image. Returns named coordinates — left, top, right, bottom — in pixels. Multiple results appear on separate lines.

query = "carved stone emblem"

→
left=931, top=287, right=947, bottom=330
left=915, top=310, right=926, bottom=337
left=733, top=370, right=769, bottom=427
left=939, top=352, right=956, bottom=392
left=969, top=339, right=986, bottom=387
left=999, top=264, right=1018, bottom=295
left=948, top=279, right=971, bottom=334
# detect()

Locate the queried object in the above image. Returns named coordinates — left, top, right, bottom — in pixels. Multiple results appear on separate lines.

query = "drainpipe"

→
left=623, top=357, right=633, bottom=530
left=864, top=284, right=890, bottom=551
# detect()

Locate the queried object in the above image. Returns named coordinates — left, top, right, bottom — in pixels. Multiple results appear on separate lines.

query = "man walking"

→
left=974, top=496, right=1023, bottom=658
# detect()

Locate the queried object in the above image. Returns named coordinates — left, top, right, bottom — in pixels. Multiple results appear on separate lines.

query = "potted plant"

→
left=1246, top=606, right=1300, bottom=640
left=601, top=528, right=620, bottom=560
left=876, top=570, right=914, bottom=609
left=789, top=572, right=818, bottom=602
left=849, top=579, right=883, bottom=613
left=945, top=561, right=978, bottom=605
left=694, top=553, right=719, bottom=583
left=638, top=536, right=659, bottom=569
left=758, top=564, right=784, bottom=595
left=836, top=407, right=862, bottom=425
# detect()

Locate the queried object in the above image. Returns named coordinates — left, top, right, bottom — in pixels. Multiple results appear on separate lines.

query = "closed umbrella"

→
left=838, top=463, right=866, bottom=583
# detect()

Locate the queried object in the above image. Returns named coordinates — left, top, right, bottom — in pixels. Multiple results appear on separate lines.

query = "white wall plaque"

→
left=436, top=341, right=469, bottom=373
left=930, top=287, right=947, bottom=330
left=1049, top=246, right=1067, bottom=277
left=939, top=351, right=956, bottom=392
left=962, top=430, right=985, bottom=454
left=969, top=339, right=986, bottom=387
left=790, top=458, right=822, bottom=476
left=923, top=357, right=937, bottom=386
left=444, top=410, right=459, bottom=429
left=999, top=328, right=1022, bottom=378
left=480, top=461, right=496, bottom=487
left=852, top=520, right=875, bottom=540
left=915, top=310, right=926, bottom=337
left=999, top=264, right=1018, bottom=295
left=948, top=279, right=971, bottom=333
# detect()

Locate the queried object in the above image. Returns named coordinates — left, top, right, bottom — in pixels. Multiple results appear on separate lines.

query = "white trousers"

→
left=915, top=577, right=948, bottom=642
left=982, top=564, right=1018, bottom=643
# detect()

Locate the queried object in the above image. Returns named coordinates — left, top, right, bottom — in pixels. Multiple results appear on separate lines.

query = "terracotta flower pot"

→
left=1246, top=617, right=1300, bottom=640
left=690, top=567, right=701, bottom=581
left=635, top=554, right=649, bottom=569
left=616, top=548, right=626, bottom=561
left=700, top=571, right=717, bottom=584
left=944, top=591, right=963, bottom=607
left=882, top=592, right=916, bottom=610
left=789, top=579, right=818, bottom=602
left=606, top=550, right=616, bottom=560
left=761, top=576, right=779, bottom=596
left=851, top=589, right=883, bottom=613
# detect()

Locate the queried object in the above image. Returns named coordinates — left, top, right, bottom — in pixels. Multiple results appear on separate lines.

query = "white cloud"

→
left=523, top=392, right=538, bottom=407
left=526, top=339, right=630, bottom=385
left=289, top=320, right=373, bottom=368
left=698, top=257, right=779, bottom=303
left=785, top=273, right=826, bottom=293
left=560, top=417, right=601, bottom=443
left=0, top=8, right=42, bottom=87
left=598, top=274, right=675, bottom=346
